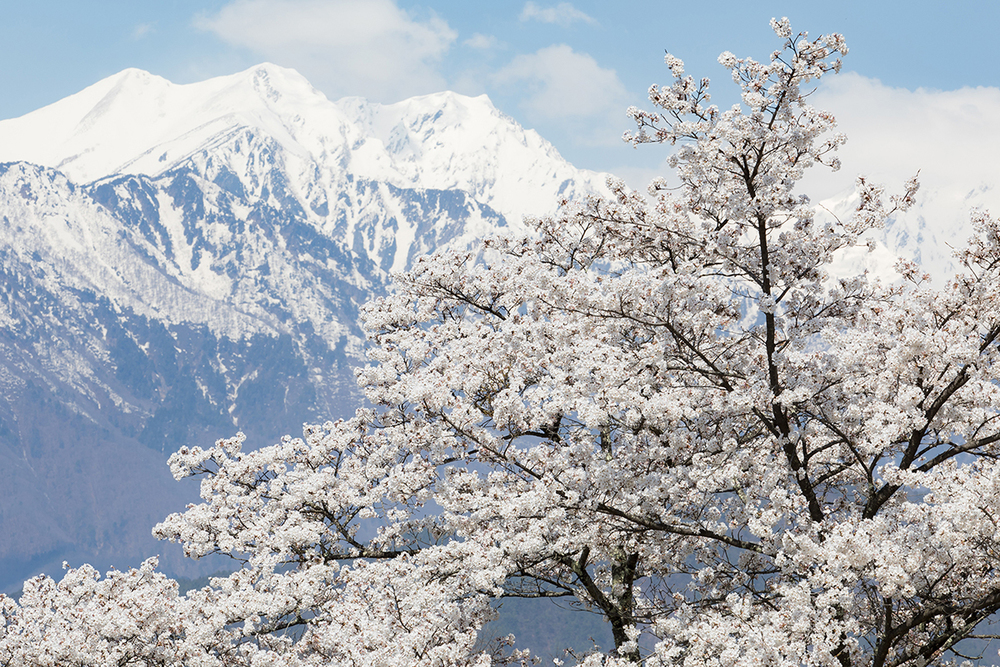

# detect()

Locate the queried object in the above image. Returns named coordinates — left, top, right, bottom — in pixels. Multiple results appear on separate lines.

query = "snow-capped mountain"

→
left=0, top=64, right=602, bottom=266
left=0, top=64, right=609, bottom=591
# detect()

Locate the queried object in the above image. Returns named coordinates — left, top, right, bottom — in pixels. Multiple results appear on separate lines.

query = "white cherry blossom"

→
left=4, top=19, right=1000, bottom=667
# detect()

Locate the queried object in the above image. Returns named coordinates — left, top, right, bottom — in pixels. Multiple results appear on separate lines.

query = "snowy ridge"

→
left=0, top=62, right=609, bottom=348
left=818, top=182, right=991, bottom=285
left=0, top=164, right=276, bottom=341
left=338, top=91, right=597, bottom=225
left=0, top=63, right=609, bottom=260
left=0, top=66, right=337, bottom=183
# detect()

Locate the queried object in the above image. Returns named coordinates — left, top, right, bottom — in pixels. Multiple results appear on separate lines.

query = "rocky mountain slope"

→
left=0, top=64, right=609, bottom=591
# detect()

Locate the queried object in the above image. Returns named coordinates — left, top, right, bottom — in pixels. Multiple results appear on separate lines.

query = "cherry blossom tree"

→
left=5, top=18, right=1000, bottom=667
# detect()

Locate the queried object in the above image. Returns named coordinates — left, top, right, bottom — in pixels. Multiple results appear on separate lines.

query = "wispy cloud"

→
left=131, top=23, right=155, bottom=40
left=196, top=0, right=456, bottom=102
left=519, top=2, right=597, bottom=27
left=464, top=33, right=500, bottom=50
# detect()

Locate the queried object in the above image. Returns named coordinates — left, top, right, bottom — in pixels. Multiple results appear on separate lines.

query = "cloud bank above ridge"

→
left=797, top=73, right=1000, bottom=279
left=809, top=72, right=1000, bottom=205
left=194, top=0, right=632, bottom=162
left=196, top=0, right=458, bottom=102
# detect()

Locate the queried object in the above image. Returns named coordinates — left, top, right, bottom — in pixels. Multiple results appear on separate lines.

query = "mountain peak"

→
left=0, top=65, right=607, bottom=225
left=240, top=63, right=329, bottom=107
left=105, top=66, right=169, bottom=85
left=0, top=64, right=338, bottom=183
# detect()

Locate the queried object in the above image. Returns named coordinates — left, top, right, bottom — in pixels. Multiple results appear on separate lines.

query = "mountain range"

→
left=0, top=63, right=609, bottom=592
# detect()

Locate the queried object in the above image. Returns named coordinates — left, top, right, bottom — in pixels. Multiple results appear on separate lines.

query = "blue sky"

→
left=2, top=0, right=999, bottom=192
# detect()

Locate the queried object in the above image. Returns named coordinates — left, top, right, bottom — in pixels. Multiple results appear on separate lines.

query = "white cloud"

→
left=131, top=23, right=155, bottom=40
left=195, top=0, right=456, bottom=102
left=806, top=73, right=1000, bottom=203
left=519, top=2, right=597, bottom=27
left=801, top=73, right=1000, bottom=278
left=493, top=44, right=627, bottom=135
left=464, top=33, right=500, bottom=50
